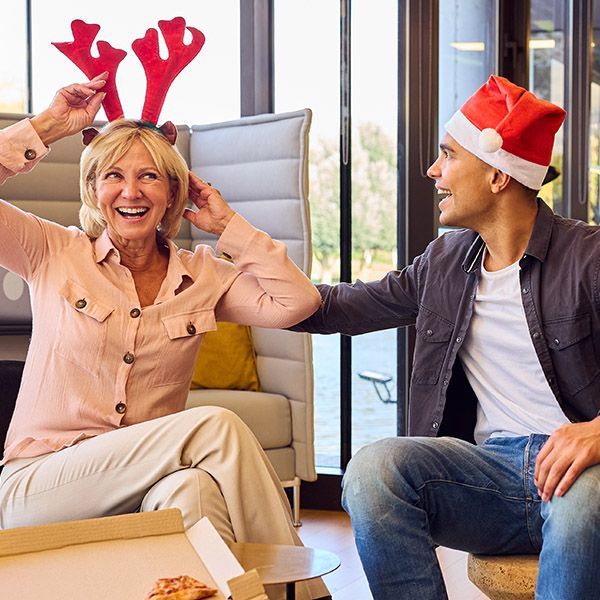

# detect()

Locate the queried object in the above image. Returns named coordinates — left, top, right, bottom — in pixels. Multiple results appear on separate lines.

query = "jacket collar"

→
left=462, top=198, right=554, bottom=274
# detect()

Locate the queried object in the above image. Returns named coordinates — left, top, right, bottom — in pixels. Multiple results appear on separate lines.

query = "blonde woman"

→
left=0, top=76, right=328, bottom=599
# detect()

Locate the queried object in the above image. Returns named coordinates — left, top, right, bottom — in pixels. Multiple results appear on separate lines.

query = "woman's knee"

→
left=141, top=468, right=234, bottom=540
left=187, top=405, right=247, bottom=431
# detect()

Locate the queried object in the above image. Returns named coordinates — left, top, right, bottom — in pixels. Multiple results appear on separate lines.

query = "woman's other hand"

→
left=30, top=73, right=107, bottom=146
left=183, top=172, right=236, bottom=236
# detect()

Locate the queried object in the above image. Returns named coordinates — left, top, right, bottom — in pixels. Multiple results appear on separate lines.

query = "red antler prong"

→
left=132, top=16, right=205, bottom=125
left=52, top=19, right=127, bottom=121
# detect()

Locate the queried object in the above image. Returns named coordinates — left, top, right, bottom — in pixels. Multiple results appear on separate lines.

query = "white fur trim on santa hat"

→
left=445, top=110, right=548, bottom=189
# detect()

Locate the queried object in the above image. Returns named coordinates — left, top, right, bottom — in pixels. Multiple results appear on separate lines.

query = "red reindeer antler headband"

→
left=53, top=17, right=205, bottom=144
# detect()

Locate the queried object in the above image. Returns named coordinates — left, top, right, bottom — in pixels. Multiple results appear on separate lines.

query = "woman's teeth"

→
left=116, top=207, right=149, bottom=217
left=437, top=188, right=451, bottom=196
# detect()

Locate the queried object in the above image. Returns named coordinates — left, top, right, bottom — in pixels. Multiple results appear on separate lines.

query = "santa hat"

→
left=445, top=75, right=566, bottom=190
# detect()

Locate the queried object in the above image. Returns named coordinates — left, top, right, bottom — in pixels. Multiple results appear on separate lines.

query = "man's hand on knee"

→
left=534, top=417, right=600, bottom=501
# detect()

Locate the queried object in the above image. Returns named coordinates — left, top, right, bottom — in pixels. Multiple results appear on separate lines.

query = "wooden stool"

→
left=467, top=554, right=539, bottom=600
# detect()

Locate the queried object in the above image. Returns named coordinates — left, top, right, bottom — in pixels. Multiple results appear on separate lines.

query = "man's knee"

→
left=543, top=465, right=600, bottom=540
left=341, top=437, right=424, bottom=515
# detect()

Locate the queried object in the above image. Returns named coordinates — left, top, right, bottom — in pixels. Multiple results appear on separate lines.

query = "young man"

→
left=293, top=76, right=600, bottom=599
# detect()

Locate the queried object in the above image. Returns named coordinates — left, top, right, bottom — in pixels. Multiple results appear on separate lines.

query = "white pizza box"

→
left=0, top=508, right=267, bottom=600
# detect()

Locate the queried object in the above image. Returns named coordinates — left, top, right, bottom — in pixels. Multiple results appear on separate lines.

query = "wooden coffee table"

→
left=229, top=542, right=340, bottom=600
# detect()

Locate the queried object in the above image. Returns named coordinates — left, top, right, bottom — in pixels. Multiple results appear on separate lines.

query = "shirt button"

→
left=115, top=402, right=126, bottom=414
left=75, top=298, right=87, bottom=309
left=123, top=352, right=135, bottom=364
left=455, top=337, right=462, bottom=343
left=426, top=329, right=433, bottom=336
left=443, top=378, right=449, bottom=386
left=130, top=308, right=141, bottom=318
left=553, top=338, right=560, bottom=346
left=187, top=322, right=197, bottom=335
left=24, top=148, right=37, bottom=160
left=532, top=332, right=540, bottom=340
left=522, top=287, right=529, bottom=294
left=432, top=421, right=439, bottom=429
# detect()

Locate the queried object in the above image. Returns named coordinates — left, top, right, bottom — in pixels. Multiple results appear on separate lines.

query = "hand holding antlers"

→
left=30, top=73, right=107, bottom=146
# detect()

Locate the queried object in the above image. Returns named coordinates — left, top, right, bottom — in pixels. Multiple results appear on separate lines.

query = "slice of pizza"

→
left=145, top=575, right=218, bottom=600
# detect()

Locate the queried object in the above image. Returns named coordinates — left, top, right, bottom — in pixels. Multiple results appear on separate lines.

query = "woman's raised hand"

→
left=30, top=73, right=108, bottom=146
left=183, top=172, right=236, bottom=236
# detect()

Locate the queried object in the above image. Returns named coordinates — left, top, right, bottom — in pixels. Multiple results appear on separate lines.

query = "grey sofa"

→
left=0, top=109, right=316, bottom=522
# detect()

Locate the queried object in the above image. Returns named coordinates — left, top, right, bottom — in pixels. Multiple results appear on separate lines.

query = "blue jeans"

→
left=341, top=435, right=600, bottom=600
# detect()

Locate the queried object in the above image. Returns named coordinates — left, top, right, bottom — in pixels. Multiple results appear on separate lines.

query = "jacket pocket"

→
left=150, top=308, right=217, bottom=387
left=54, top=280, right=115, bottom=378
left=544, top=313, right=599, bottom=395
left=413, top=309, right=454, bottom=384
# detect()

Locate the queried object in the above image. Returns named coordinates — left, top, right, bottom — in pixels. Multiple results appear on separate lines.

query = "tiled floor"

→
left=297, top=509, right=487, bottom=600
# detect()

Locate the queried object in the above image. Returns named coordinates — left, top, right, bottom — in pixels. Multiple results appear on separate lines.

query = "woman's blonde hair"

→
left=79, top=120, right=189, bottom=239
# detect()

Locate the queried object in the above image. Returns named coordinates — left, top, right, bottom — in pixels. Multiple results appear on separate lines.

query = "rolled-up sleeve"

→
left=0, top=119, right=48, bottom=183
left=0, top=119, right=53, bottom=280
left=213, top=213, right=321, bottom=328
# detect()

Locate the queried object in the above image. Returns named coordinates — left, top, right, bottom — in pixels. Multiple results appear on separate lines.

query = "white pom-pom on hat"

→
left=478, top=127, right=503, bottom=153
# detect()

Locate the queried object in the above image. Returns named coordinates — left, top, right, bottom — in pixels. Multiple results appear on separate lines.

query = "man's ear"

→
left=490, top=169, right=511, bottom=194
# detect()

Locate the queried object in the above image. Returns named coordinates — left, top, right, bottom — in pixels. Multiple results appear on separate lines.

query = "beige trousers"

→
left=0, top=407, right=328, bottom=600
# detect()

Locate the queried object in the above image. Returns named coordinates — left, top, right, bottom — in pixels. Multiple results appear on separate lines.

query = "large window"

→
left=275, top=1, right=398, bottom=467
left=27, top=1, right=240, bottom=124
left=350, top=0, right=398, bottom=456
left=274, top=0, right=341, bottom=467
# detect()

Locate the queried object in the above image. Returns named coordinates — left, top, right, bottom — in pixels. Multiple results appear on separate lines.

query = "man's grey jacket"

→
left=295, top=200, right=600, bottom=442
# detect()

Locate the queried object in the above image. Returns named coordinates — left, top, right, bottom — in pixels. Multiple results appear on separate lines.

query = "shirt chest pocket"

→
left=544, top=314, right=599, bottom=396
left=55, top=280, right=115, bottom=378
left=412, top=310, right=454, bottom=385
left=150, top=309, right=217, bottom=387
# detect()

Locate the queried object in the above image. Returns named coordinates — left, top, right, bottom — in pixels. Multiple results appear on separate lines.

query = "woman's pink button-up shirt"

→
left=0, top=120, right=321, bottom=464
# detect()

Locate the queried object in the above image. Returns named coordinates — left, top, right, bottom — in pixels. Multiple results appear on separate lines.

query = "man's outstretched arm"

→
left=290, top=259, right=422, bottom=336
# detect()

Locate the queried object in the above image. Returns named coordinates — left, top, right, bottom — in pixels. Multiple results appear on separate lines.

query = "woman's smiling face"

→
left=95, top=140, right=172, bottom=246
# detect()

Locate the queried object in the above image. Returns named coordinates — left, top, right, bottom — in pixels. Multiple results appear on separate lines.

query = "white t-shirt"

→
left=458, top=251, right=569, bottom=444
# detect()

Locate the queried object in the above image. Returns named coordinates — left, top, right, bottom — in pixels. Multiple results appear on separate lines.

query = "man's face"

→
left=427, top=133, right=495, bottom=229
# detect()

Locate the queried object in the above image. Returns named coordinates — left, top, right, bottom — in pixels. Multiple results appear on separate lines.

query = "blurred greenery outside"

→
left=309, top=121, right=397, bottom=285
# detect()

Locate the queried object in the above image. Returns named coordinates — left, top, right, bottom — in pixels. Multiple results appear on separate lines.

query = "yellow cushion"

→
left=190, top=322, right=261, bottom=391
